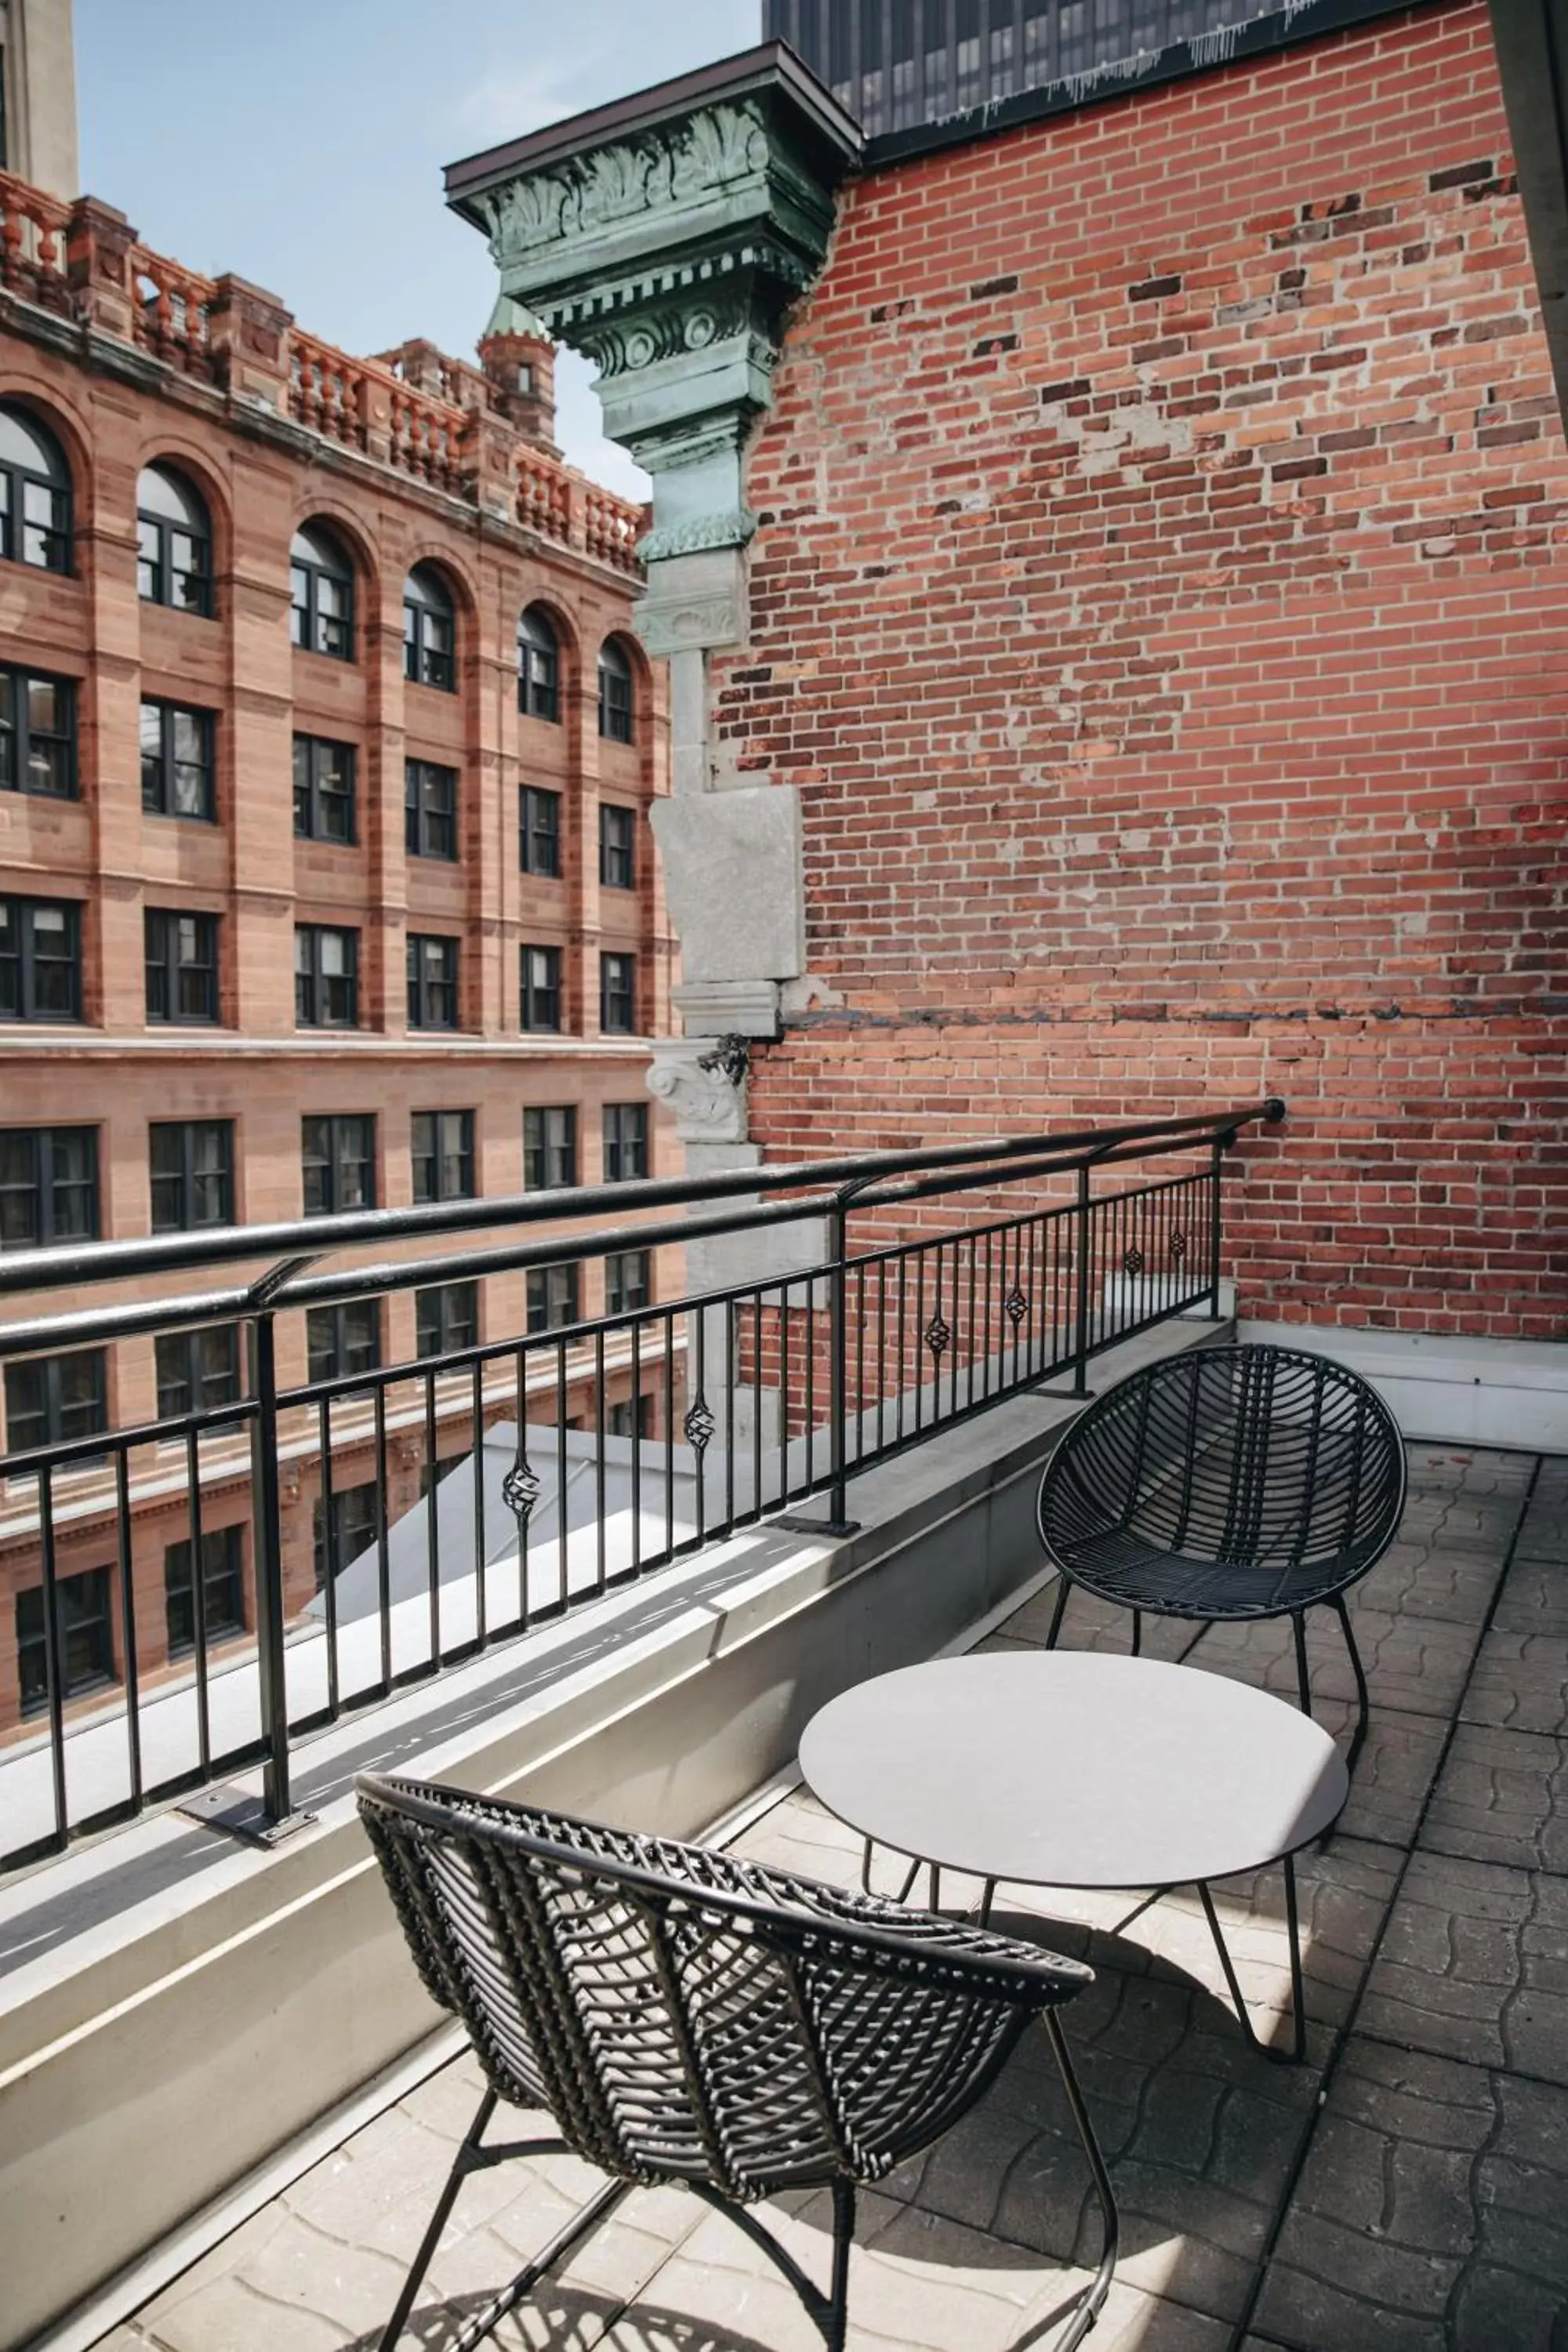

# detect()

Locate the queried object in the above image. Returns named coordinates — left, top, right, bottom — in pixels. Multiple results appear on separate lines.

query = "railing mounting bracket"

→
left=773, top=1514, right=862, bottom=1538
left=177, top=1784, right=316, bottom=1849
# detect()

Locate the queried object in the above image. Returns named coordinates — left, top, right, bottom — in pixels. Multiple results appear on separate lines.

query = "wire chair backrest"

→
left=1039, top=1345, right=1407, bottom=1584
left=358, top=1773, right=1091, bottom=2202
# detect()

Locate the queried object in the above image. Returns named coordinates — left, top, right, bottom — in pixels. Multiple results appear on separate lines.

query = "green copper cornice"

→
left=446, top=45, right=860, bottom=565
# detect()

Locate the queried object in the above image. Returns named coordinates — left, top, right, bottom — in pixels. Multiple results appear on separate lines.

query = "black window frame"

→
left=292, top=734, right=357, bottom=844
left=0, top=665, right=76, bottom=800
left=403, top=564, right=456, bottom=691
left=0, top=1126, right=99, bottom=1250
left=301, top=1114, right=376, bottom=1217
left=163, top=1524, right=245, bottom=1659
left=526, top=1262, right=580, bottom=1334
left=416, top=1279, right=479, bottom=1360
left=290, top=522, right=354, bottom=661
left=411, top=1109, right=474, bottom=1205
left=0, top=401, right=72, bottom=575
left=519, top=784, right=561, bottom=878
left=602, top=1102, right=649, bottom=1184
left=149, top=1117, right=234, bottom=1234
left=597, top=639, right=634, bottom=743
left=608, top=1393, right=655, bottom=1440
left=306, top=1299, right=382, bottom=1384
left=144, top=908, right=220, bottom=1026
left=136, top=463, right=212, bottom=617
left=520, top=943, right=562, bottom=1033
left=517, top=605, right=561, bottom=722
left=4, top=1346, right=107, bottom=1455
left=314, top=1480, right=376, bottom=1590
left=0, top=895, right=82, bottom=1025
left=406, top=933, right=459, bottom=1031
left=154, top=1324, right=241, bottom=1423
left=294, top=924, right=359, bottom=1029
left=524, top=1105, right=577, bottom=1191
left=404, top=759, right=458, bottom=862
left=599, top=802, right=636, bottom=890
left=140, top=698, right=215, bottom=822
left=605, top=1249, right=652, bottom=1317
left=16, top=1565, right=114, bottom=1716
left=600, top=952, right=637, bottom=1036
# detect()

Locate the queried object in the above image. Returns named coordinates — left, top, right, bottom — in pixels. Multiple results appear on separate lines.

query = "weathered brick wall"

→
left=715, top=0, right=1566, bottom=1340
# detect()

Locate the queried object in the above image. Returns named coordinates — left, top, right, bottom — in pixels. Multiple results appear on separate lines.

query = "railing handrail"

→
left=0, top=1101, right=1284, bottom=1308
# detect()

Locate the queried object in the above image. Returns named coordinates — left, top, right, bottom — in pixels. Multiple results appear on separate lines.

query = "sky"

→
left=74, top=1, right=760, bottom=499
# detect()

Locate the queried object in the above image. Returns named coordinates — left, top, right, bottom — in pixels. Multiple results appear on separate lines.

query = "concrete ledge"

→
left=2, top=1316, right=1228, bottom=2350
left=1240, top=1321, right=1568, bottom=1450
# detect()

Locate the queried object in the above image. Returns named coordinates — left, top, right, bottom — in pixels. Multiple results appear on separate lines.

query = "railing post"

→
left=249, top=1308, right=295, bottom=1828
left=1073, top=1163, right=1094, bottom=1395
left=1209, top=1135, right=1231, bottom=1319
left=775, top=1187, right=861, bottom=1539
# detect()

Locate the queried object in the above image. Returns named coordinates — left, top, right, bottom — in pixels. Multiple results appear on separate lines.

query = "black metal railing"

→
left=0, top=1099, right=1283, bottom=1870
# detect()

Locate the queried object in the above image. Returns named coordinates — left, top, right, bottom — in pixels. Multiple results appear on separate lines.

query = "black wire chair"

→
left=357, top=1771, right=1119, bottom=2352
left=1036, top=1343, right=1408, bottom=1771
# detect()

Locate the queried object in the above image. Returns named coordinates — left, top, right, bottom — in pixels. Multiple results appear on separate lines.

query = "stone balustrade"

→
left=0, top=170, right=71, bottom=310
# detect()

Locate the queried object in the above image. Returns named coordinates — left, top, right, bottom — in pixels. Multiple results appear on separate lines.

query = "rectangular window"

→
left=406, top=933, right=459, bottom=1030
left=306, top=1300, right=382, bottom=1383
left=602, top=1102, right=648, bottom=1184
left=526, top=1263, right=579, bottom=1334
left=163, top=1526, right=245, bottom=1657
left=140, top=699, right=214, bottom=822
left=0, top=666, right=76, bottom=799
left=0, top=1127, right=98, bottom=1249
left=154, top=1325, right=241, bottom=1421
left=411, top=1109, right=474, bottom=1204
left=519, top=785, right=561, bottom=877
left=405, top=759, right=457, bottom=861
left=295, top=924, right=358, bottom=1028
left=301, top=1115, right=376, bottom=1216
left=520, top=944, right=562, bottom=1033
left=149, top=1120, right=234, bottom=1232
left=600, top=953, right=636, bottom=1035
left=314, top=1479, right=377, bottom=1591
left=4, top=1348, right=107, bottom=1454
left=605, top=1250, right=652, bottom=1316
left=16, top=1566, right=114, bottom=1715
left=144, top=909, right=220, bottom=1025
left=524, top=1105, right=577, bottom=1191
left=0, top=895, right=81, bottom=1023
left=416, top=1279, right=479, bottom=1359
left=608, top=1395, right=655, bottom=1440
left=292, top=735, right=356, bottom=844
left=599, top=803, right=635, bottom=890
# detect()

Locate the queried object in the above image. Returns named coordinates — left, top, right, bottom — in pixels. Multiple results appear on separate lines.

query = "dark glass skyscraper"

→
left=763, top=0, right=1275, bottom=135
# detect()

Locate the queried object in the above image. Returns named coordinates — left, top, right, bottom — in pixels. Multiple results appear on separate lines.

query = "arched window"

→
left=137, top=463, right=212, bottom=615
left=597, top=637, right=633, bottom=745
left=290, top=521, right=354, bottom=660
left=517, top=604, right=560, bottom=724
left=403, top=564, right=455, bottom=691
left=0, top=402, right=71, bottom=575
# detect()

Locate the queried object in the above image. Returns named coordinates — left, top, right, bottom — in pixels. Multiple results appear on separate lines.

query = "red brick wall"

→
left=717, top=0, right=1566, bottom=1340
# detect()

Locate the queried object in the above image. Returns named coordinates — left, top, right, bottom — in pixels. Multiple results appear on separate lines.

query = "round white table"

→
left=800, top=1650, right=1348, bottom=2062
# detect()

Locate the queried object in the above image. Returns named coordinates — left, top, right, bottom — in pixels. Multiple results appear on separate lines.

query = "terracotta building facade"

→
left=454, top=1, right=1565, bottom=1366
left=0, top=173, right=671, bottom=1732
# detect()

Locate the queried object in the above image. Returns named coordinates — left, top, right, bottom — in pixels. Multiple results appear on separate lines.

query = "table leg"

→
left=861, top=1837, right=920, bottom=1904
left=1196, top=1853, right=1306, bottom=2065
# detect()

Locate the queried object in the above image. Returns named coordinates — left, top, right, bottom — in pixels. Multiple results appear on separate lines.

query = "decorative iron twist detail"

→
left=925, top=1313, right=951, bottom=1358
left=684, top=1395, right=717, bottom=1453
left=503, top=1454, right=541, bottom=1527
left=1123, top=1248, right=1145, bottom=1276
left=1170, top=1230, right=1188, bottom=1260
left=1004, top=1287, right=1029, bottom=1327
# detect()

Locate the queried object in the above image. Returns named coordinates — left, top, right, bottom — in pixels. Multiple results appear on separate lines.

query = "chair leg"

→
left=1330, top=1593, right=1370, bottom=1776
left=376, top=2083, right=629, bottom=2352
left=1044, top=1574, right=1071, bottom=1649
left=1041, top=2012, right=1119, bottom=2351
left=826, top=2178, right=855, bottom=2352
left=1290, top=1610, right=1312, bottom=1717
left=1130, top=1606, right=1142, bottom=1658
left=1196, top=1855, right=1307, bottom=2067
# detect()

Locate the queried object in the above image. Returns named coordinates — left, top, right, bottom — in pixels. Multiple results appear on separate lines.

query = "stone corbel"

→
left=647, top=1036, right=750, bottom=1145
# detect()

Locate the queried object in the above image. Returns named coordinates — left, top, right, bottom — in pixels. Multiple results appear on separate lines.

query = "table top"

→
left=798, top=1651, right=1348, bottom=1891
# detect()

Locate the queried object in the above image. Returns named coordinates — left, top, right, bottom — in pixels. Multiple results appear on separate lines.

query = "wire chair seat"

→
left=1036, top=1345, right=1407, bottom=1760
left=358, top=1771, right=1120, bottom=2352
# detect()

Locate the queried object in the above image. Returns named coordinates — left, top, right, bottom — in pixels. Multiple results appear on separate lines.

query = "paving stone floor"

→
left=102, top=1445, right=1568, bottom=2352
